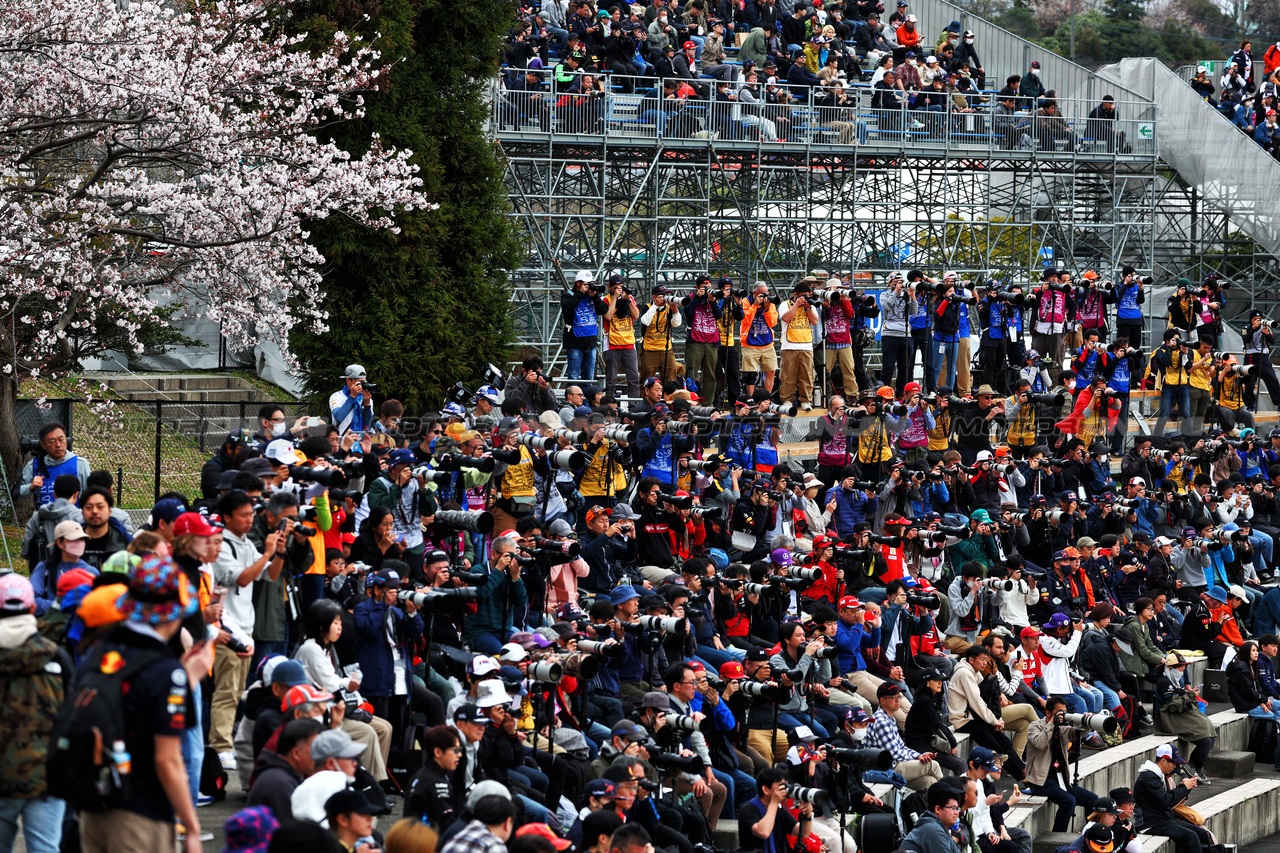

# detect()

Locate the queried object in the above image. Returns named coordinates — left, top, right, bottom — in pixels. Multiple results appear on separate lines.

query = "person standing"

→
left=603, top=276, right=642, bottom=403
left=563, top=271, right=608, bottom=381
left=640, top=286, right=683, bottom=383
left=740, top=283, right=779, bottom=398
left=1242, top=310, right=1280, bottom=412
left=778, top=280, right=819, bottom=410
left=682, top=274, right=723, bottom=399
left=880, top=272, right=918, bottom=396
left=714, top=277, right=746, bottom=407
left=0, top=573, right=73, bottom=853
left=15, top=422, right=89, bottom=507
left=330, top=365, right=376, bottom=436
left=1112, top=267, right=1145, bottom=349
left=822, top=281, right=861, bottom=398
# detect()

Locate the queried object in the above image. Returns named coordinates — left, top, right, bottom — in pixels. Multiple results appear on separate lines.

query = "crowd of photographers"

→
left=3, top=262, right=1280, bottom=853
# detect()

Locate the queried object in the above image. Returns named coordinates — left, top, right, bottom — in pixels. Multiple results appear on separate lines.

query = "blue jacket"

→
left=1261, top=654, right=1280, bottom=700
left=1082, top=460, right=1116, bottom=497
left=466, top=560, right=528, bottom=641
left=1130, top=497, right=1163, bottom=539
left=911, top=481, right=950, bottom=517
left=29, top=558, right=97, bottom=616
left=352, top=597, right=424, bottom=697
left=825, top=484, right=878, bottom=536
left=1258, top=587, right=1280, bottom=638
left=329, top=386, right=374, bottom=434
left=835, top=620, right=879, bottom=674
left=881, top=602, right=933, bottom=653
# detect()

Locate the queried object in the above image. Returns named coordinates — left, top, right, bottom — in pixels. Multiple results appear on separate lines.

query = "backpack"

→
left=46, top=640, right=169, bottom=812
left=200, top=745, right=228, bottom=801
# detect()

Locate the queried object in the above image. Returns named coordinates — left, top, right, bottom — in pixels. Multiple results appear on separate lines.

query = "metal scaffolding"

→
left=497, top=111, right=1160, bottom=368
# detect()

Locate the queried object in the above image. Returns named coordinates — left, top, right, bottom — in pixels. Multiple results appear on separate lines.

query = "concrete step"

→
left=1139, top=778, right=1280, bottom=853
left=102, top=374, right=248, bottom=392
left=1204, top=751, right=1257, bottom=778
left=1033, top=833, right=1079, bottom=853
left=120, top=388, right=277, bottom=403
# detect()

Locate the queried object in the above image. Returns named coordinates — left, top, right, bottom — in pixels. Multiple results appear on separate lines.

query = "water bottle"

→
left=111, top=740, right=131, bottom=777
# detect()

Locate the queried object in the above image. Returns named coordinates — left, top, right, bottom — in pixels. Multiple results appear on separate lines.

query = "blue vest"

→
left=1076, top=349, right=1100, bottom=385
left=910, top=292, right=932, bottom=330
left=986, top=300, right=1006, bottom=340
left=1116, top=284, right=1142, bottom=320
left=957, top=292, right=972, bottom=337
left=35, top=454, right=80, bottom=505
left=1008, top=307, right=1023, bottom=338
left=642, top=433, right=676, bottom=484
left=753, top=428, right=779, bottom=469
left=726, top=421, right=754, bottom=467
left=1108, top=356, right=1131, bottom=394
left=571, top=297, right=599, bottom=339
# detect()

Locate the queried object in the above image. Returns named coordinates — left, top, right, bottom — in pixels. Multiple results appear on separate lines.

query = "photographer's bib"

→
left=690, top=302, right=719, bottom=343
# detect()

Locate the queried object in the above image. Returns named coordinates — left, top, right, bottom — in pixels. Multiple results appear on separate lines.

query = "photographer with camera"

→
left=740, top=283, right=779, bottom=398
left=880, top=272, right=919, bottom=395
left=331, top=365, right=376, bottom=436
left=352, top=565, right=427, bottom=732
left=504, top=355, right=558, bottom=414
left=777, top=279, right=820, bottom=411
left=1242, top=309, right=1280, bottom=411
left=978, top=282, right=1012, bottom=394
left=661, top=663, right=732, bottom=827
left=711, top=276, right=746, bottom=407
left=1101, top=338, right=1143, bottom=456
left=562, top=271, right=608, bottom=381
left=948, top=643, right=1025, bottom=783
left=738, top=767, right=814, bottom=853
left=1113, top=267, right=1146, bottom=350
left=932, top=279, right=965, bottom=393
left=1071, top=330, right=1109, bottom=398
left=603, top=274, right=642, bottom=402
left=367, top=448, right=433, bottom=580
left=770, top=620, right=837, bottom=738
left=1075, top=271, right=1114, bottom=344
left=1030, top=268, right=1076, bottom=370
left=640, top=286, right=685, bottom=385
left=1024, top=697, right=1100, bottom=832
left=683, top=274, right=725, bottom=399
left=1151, top=329, right=1193, bottom=436
left=244, top=490, right=314, bottom=665
left=465, top=534, right=527, bottom=654
left=580, top=505, right=639, bottom=593
left=835, top=595, right=902, bottom=717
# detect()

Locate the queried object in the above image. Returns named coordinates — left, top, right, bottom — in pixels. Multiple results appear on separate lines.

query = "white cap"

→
left=943, top=270, right=957, bottom=280
left=1198, top=65, right=1209, bottom=73
left=793, top=724, right=819, bottom=742
left=264, top=439, right=301, bottom=465
left=475, top=679, right=513, bottom=708
left=1154, top=536, right=1175, bottom=547
left=1229, top=584, right=1249, bottom=600
left=575, top=269, right=596, bottom=282
left=468, top=655, right=501, bottom=676
left=926, top=55, right=938, bottom=63
left=499, top=643, right=529, bottom=662
left=975, top=450, right=994, bottom=462
left=1128, top=477, right=1146, bottom=487
left=906, top=13, right=917, bottom=20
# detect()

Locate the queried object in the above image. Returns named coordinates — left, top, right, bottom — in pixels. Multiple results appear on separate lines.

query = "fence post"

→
left=154, top=400, right=162, bottom=502
left=117, top=467, right=124, bottom=508
left=239, top=400, right=246, bottom=426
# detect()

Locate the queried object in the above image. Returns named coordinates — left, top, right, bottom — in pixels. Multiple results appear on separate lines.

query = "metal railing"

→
left=493, top=72, right=1157, bottom=157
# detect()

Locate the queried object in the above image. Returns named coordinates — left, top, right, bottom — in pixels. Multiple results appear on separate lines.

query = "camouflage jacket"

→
left=0, top=625, right=71, bottom=798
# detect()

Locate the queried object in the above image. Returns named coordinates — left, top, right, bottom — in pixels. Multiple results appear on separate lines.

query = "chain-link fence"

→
left=6, top=398, right=325, bottom=520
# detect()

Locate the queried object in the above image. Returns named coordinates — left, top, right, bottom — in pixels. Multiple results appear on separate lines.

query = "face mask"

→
left=908, top=58, right=916, bottom=65
left=272, top=420, right=288, bottom=437
left=1031, top=68, right=1039, bottom=76
left=63, top=539, right=87, bottom=558
left=852, top=727, right=867, bottom=741
left=965, top=37, right=973, bottom=43
left=1065, top=380, right=1076, bottom=390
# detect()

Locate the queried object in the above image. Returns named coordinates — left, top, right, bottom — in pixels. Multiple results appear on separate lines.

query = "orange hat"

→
left=516, top=825, right=572, bottom=851
left=1064, top=546, right=1081, bottom=559
left=1082, top=270, right=1100, bottom=280
left=993, top=446, right=1011, bottom=457
left=876, top=386, right=896, bottom=400
left=77, top=583, right=127, bottom=629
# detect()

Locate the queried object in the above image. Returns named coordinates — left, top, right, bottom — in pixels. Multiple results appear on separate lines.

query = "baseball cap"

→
left=876, top=682, right=903, bottom=699
left=324, top=788, right=380, bottom=821
left=282, top=683, right=334, bottom=712
left=641, top=691, right=670, bottom=710
left=56, top=568, right=94, bottom=596
left=1156, top=743, right=1186, bottom=765
left=843, top=706, right=871, bottom=724
left=52, top=519, right=88, bottom=542
left=792, top=724, right=819, bottom=742
left=1019, top=626, right=1042, bottom=638
left=970, top=508, right=992, bottom=523
left=585, top=779, right=617, bottom=799
left=1206, top=585, right=1229, bottom=603
left=517, top=824, right=572, bottom=851
left=1229, top=584, right=1249, bottom=601
left=150, top=497, right=187, bottom=524
left=1110, top=787, right=1135, bottom=804
left=222, top=806, right=279, bottom=853
left=585, top=505, right=613, bottom=524
left=341, top=364, right=368, bottom=380
left=468, top=655, right=501, bottom=676
left=1093, top=797, right=1122, bottom=815
left=838, top=595, right=863, bottom=610
left=498, top=643, right=528, bottom=662
left=272, top=659, right=310, bottom=688
left=770, top=548, right=793, bottom=565
left=612, top=503, right=640, bottom=520
left=173, top=511, right=220, bottom=537
left=264, top=439, right=301, bottom=465
left=1045, top=612, right=1071, bottom=630
left=746, top=647, right=771, bottom=661
left=969, top=746, right=1001, bottom=772
left=719, top=661, right=746, bottom=680
left=0, top=573, right=35, bottom=614
left=611, top=720, right=650, bottom=742
left=388, top=448, right=415, bottom=467
left=454, top=703, right=488, bottom=723
left=311, top=729, right=366, bottom=761
left=548, top=518, right=576, bottom=537
left=367, top=569, right=403, bottom=588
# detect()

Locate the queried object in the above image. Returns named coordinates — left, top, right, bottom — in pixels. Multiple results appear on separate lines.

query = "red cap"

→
left=719, top=661, right=746, bottom=679
left=838, top=595, right=863, bottom=610
left=884, top=516, right=911, bottom=525
left=905, top=381, right=922, bottom=396
left=683, top=40, right=696, bottom=49
left=57, top=568, right=96, bottom=595
left=517, top=825, right=572, bottom=851
left=173, top=511, right=220, bottom=537
left=1019, top=626, right=1042, bottom=638
left=812, top=535, right=831, bottom=551
left=282, top=683, right=332, bottom=711
left=686, top=660, right=706, bottom=672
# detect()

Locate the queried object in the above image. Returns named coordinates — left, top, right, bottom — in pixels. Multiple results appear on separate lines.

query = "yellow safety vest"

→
left=579, top=440, right=628, bottom=498
left=500, top=445, right=536, bottom=498
left=642, top=305, right=675, bottom=352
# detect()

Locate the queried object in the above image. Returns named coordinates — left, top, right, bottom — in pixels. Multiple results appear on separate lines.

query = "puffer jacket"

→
left=0, top=615, right=71, bottom=798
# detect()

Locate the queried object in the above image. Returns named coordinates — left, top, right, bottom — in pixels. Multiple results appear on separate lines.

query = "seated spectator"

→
left=246, top=717, right=324, bottom=821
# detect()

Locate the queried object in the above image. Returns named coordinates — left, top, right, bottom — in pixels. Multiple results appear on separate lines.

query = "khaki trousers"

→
left=846, top=670, right=910, bottom=725
left=675, top=774, right=729, bottom=829
left=944, top=635, right=974, bottom=656
left=639, top=348, right=678, bottom=383
left=211, top=644, right=254, bottom=753
left=81, top=809, right=176, bottom=853
left=956, top=336, right=972, bottom=396
left=896, top=757, right=945, bottom=791
left=825, top=346, right=858, bottom=395
left=780, top=349, right=816, bottom=405
left=748, top=727, right=791, bottom=765
left=1001, top=702, right=1038, bottom=759
left=345, top=715, right=392, bottom=781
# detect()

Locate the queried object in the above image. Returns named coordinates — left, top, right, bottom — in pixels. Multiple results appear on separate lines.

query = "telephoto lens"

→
left=575, top=639, right=624, bottom=659
left=526, top=660, right=563, bottom=684
left=517, top=434, right=558, bottom=452
left=1061, top=711, right=1119, bottom=735
left=788, top=786, right=829, bottom=806
left=637, top=615, right=685, bottom=633
left=434, top=510, right=495, bottom=534
left=664, top=714, right=701, bottom=732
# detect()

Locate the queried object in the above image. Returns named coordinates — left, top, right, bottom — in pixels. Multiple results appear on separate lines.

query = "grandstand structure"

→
left=494, top=0, right=1280, bottom=371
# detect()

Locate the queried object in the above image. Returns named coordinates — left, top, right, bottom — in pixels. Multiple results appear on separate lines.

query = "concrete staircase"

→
left=97, top=373, right=280, bottom=404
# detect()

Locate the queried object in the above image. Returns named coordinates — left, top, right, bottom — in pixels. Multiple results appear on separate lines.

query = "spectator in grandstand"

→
left=1086, top=96, right=1128, bottom=154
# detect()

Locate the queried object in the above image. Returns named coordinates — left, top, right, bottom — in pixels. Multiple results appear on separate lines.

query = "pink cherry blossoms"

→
left=0, top=0, right=430, bottom=377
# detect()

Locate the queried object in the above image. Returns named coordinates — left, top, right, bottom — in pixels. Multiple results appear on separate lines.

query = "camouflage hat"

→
left=473, top=414, right=497, bottom=434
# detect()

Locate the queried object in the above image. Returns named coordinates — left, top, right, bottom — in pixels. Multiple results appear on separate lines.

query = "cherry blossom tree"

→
left=0, top=0, right=428, bottom=474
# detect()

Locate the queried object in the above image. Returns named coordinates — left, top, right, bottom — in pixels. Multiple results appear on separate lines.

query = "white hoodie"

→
left=1038, top=629, right=1081, bottom=694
